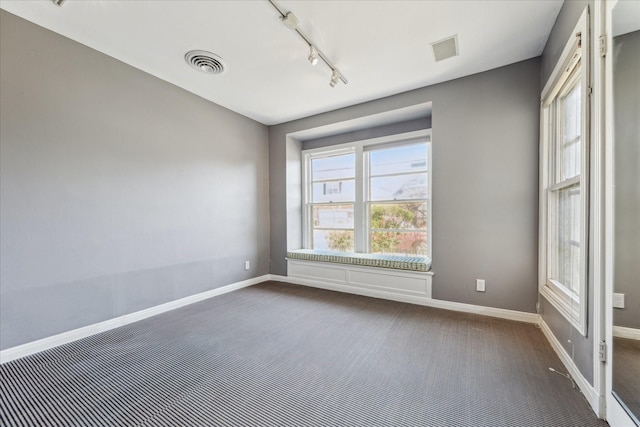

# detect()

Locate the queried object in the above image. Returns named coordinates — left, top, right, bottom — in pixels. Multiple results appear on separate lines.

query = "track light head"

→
left=308, top=46, right=319, bottom=66
left=281, top=12, right=299, bottom=30
left=267, top=0, right=348, bottom=87
left=329, top=70, right=339, bottom=88
left=53, top=0, right=67, bottom=6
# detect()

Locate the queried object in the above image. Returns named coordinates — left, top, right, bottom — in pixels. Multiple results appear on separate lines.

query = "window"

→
left=303, top=130, right=431, bottom=258
left=309, top=152, right=355, bottom=252
left=540, top=10, right=588, bottom=334
left=367, top=144, right=428, bottom=255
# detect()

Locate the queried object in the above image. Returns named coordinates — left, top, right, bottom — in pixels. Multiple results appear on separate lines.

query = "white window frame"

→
left=539, top=9, right=589, bottom=335
left=302, top=129, right=432, bottom=258
left=304, top=146, right=357, bottom=252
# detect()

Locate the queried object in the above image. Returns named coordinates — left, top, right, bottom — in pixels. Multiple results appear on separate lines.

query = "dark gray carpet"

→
left=613, top=336, right=640, bottom=421
left=1, top=281, right=607, bottom=426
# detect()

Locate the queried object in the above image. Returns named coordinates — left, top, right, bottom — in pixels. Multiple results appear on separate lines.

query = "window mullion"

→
left=549, top=175, right=581, bottom=192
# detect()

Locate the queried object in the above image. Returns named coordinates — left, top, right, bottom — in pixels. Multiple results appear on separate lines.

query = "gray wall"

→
left=302, top=117, right=431, bottom=150
left=538, top=0, right=595, bottom=385
left=0, top=11, right=270, bottom=350
left=270, top=58, right=541, bottom=314
left=613, top=30, right=640, bottom=329
left=540, top=0, right=592, bottom=87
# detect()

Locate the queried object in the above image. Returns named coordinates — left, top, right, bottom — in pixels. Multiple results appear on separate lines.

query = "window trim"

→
left=539, top=8, right=589, bottom=336
left=302, top=129, right=432, bottom=257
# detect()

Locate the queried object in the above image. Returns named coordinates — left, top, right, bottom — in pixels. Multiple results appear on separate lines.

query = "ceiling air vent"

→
left=185, top=50, right=225, bottom=75
left=430, top=35, right=459, bottom=62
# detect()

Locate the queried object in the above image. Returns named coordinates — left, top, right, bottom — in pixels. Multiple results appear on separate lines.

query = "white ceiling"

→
left=0, top=0, right=563, bottom=126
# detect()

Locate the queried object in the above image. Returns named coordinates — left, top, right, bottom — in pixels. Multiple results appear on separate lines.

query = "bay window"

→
left=303, top=130, right=431, bottom=258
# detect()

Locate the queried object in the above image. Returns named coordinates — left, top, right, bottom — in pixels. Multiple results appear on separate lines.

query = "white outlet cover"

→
left=613, top=293, right=625, bottom=309
left=476, top=279, right=486, bottom=292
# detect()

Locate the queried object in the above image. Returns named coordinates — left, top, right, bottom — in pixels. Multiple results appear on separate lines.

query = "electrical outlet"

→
left=476, top=279, right=485, bottom=292
left=245, top=260, right=250, bottom=270
left=613, top=293, right=625, bottom=309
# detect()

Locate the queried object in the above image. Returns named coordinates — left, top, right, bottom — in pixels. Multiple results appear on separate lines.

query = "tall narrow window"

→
left=540, top=9, right=588, bottom=335
left=550, top=71, right=582, bottom=295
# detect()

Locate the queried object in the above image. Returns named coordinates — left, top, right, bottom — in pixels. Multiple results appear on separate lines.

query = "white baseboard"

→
left=613, top=326, right=640, bottom=341
left=269, top=274, right=539, bottom=324
left=0, top=274, right=270, bottom=364
left=539, top=318, right=603, bottom=416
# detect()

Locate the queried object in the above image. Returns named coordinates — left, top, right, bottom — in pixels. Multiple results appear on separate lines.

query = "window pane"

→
left=312, top=180, right=355, bottom=203
left=313, top=229, right=354, bottom=252
left=562, top=81, right=580, bottom=141
left=370, top=231, right=427, bottom=256
left=555, top=185, right=581, bottom=294
left=369, top=144, right=428, bottom=176
left=561, top=80, right=581, bottom=180
left=370, top=202, right=427, bottom=230
left=313, top=205, right=354, bottom=229
left=370, top=173, right=427, bottom=201
left=312, top=153, right=355, bottom=181
left=562, top=140, right=580, bottom=181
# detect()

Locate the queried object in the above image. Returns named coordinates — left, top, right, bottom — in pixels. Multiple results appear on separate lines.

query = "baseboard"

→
left=539, top=318, right=603, bottom=416
left=269, top=274, right=539, bottom=324
left=613, top=326, right=640, bottom=341
left=0, top=274, right=270, bottom=364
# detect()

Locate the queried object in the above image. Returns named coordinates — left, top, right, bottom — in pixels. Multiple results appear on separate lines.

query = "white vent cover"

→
left=431, top=35, right=459, bottom=62
left=185, top=50, right=225, bottom=75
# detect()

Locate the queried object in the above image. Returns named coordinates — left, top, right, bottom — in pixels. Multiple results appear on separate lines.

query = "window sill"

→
left=286, top=249, right=432, bottom=273
left=540, top=282, right=586, bottom=336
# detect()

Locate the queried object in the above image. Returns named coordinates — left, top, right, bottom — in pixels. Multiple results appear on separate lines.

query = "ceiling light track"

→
left=267, top=0, right=348, bottom=87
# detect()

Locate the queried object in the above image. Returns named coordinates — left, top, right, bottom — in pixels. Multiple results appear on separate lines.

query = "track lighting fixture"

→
left=267, top=0, right=348, bottom=87
left=53, top=0, right=67, bottom=6
left=308, top=46, right=319, bottom=66
left=329, top=70, right=339, bottom=87
left=281, top=12, right=299, bottom=30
